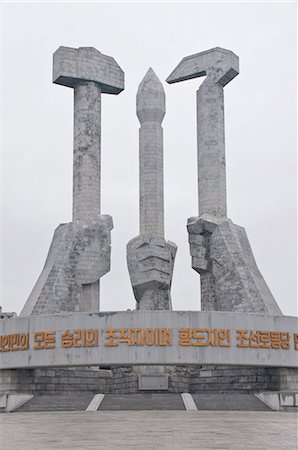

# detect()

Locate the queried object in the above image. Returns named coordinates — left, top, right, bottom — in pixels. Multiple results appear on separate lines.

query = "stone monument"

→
left=0, top=46, right=297, bottom=413
left=125, top=68, right=177, bottom=390
left=166, top=47, right=292, bottom=396
left=127, top=68, right=177, bottom=311
left=167, top=47, right=281, bottom=315
left=21, top=47, right=124, bottom=316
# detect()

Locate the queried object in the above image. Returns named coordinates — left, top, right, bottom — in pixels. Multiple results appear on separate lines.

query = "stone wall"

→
left=275, top=368, right=298, bottom=391
left=190, top=366, right=281, bottom=394
left=109, top=367, right=139, bottom=394
left=1, top=365, right=297, bottom=396
left=0, top=368, right=112, bottom=395
left=109, top=365, right=298, bottom=394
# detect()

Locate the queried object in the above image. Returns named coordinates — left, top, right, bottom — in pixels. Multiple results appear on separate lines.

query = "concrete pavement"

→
left=1, top=410, right=297, bottom=449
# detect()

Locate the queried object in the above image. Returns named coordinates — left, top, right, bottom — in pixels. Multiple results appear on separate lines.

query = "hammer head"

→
left=53, top=46, right=124, bottom=94
left=166, top=47, right=239, bottom=87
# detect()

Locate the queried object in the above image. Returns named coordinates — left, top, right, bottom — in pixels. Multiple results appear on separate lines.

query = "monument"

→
left=21, top=46, right=124, bottom=316
left=167, top=48, right=281, bottom=315
left=127, top=68, right=177, bottom=311
left=0, top=46, right=297, bottom=413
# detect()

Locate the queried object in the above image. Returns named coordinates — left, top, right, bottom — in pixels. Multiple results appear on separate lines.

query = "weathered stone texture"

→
left=167, top=47, right=239, bottom=87
left=109, top=366, right=298, bottom=395
left=167, top=47, right=239, bottom=218
left=53, top=46, right=124, bottom=94
left=188, top=216, right=281, bottom=314
left=2, top=311, right=297, bottom=370
left=53, top=46, right=124, bottom=224
left=196, top=81, right=226, bottom=217
left=73, top=82, right=101, bottom=221
left=166, top=47, right=284, bottom=402
left=127, top=234, right=177, bottom=310
left=275, top=368, right=298, bottom=391
left=189, top=366, right=287, bottom=394
left=21, top=46, right=124, bottom=316
left=137, top=68, right=165, bottom=237
left=0, top=368, right=112, bottom=395
left=167, top=48, right=281, bottom=315
left=21, top=217, right=112, bottom=316
left=139, top=123, right=164, bottom=236
left=127, top=69, right=176, bottom=310
left=2, top=364, right=297, bottom=396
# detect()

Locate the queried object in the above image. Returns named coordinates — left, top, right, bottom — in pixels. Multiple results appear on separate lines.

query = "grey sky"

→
left=1, top=2, right=297, bottom=316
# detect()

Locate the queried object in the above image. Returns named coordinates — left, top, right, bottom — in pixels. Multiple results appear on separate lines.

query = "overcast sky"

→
left=1, top=1, right=297, bottom=316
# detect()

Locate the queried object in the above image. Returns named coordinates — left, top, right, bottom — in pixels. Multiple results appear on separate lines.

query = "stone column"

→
left=73, top=81, right=101, bottom=221
left=127, top=68, right=176, bottom=310
left=72, top=81, right=102, bottom=310
left=138, top=68, right=165, bottom=237
left=197, top=75, right=227, bottom=218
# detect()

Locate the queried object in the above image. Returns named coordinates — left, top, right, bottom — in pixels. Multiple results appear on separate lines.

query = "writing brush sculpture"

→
left=127, top=68, right=177, bottom=311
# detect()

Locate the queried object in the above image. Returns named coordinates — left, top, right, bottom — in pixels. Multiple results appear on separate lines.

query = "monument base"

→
left=190, top=366, right=298, bottom=393
left=1, top=366, right=297, bottom=397
left=1, top=366, right=297, bottom=413
left=0, top=368, right=112, bottom=395
left=109, top=365, right=298, bottom=394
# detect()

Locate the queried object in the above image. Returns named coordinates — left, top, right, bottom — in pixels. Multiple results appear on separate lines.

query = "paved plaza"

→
left=0, top=410, right=297, bottom=449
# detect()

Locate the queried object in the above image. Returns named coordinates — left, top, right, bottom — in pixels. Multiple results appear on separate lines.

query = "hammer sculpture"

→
left=167, top=48, right=281, bottom=314
left=21, top=47, right=124, bottom=316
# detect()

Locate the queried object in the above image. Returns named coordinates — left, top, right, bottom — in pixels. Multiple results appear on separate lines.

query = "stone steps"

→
left=99, top=393, right=185, bottom=410
left=14, top=392, right=271, bottom=412
left=16, top=392, right=94, bottom=412
left=192, top=393, right=270, bottom=411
